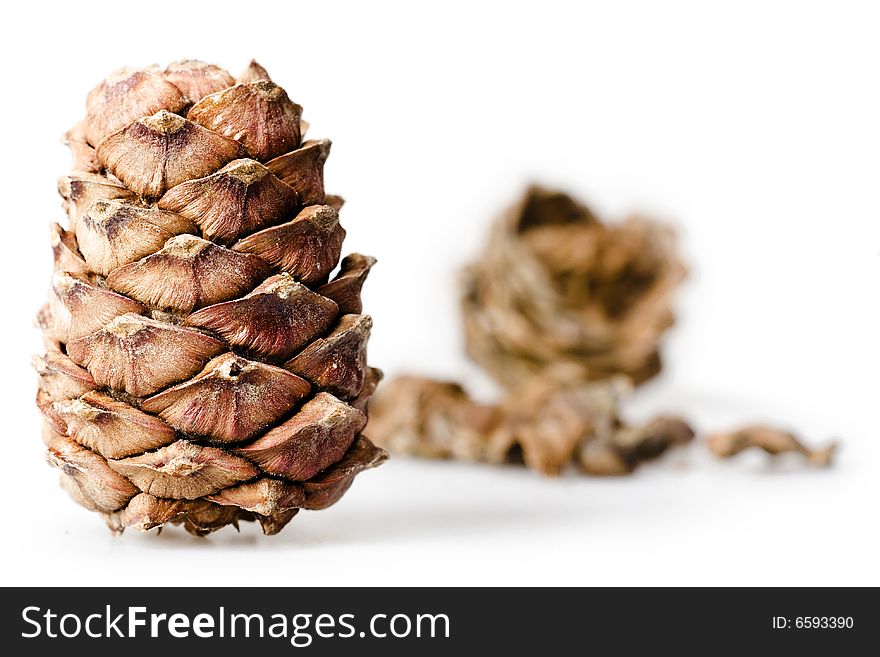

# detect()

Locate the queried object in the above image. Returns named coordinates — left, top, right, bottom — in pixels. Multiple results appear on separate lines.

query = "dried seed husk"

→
left=368, top=374, right=694, bottom=477
left=707, top=425, right=837, bottom=467
left=367, top=376, right=497, bottom=462
left=579, top=415, right=694, bottom=476
left=613, top=415, right=695, bottom=461
left=578, top=442, right=636, bottom=476
left=487, top=380, right=625, bottom=476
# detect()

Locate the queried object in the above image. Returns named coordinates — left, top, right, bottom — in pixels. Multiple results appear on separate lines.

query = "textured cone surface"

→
left=36, top=59, right=385, bottom=536
left=462, top=186, right=687, bottom=389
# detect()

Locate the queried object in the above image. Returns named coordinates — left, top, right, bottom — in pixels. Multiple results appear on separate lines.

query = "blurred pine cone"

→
left=462, top=186, right=687, bottom=389
left=36, top=60, right=387, bottom=536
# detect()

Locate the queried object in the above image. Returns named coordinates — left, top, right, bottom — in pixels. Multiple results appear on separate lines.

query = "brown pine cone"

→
left=36, top=60, right=387, bottom=536
left=462, top=186, right=687, bottom=389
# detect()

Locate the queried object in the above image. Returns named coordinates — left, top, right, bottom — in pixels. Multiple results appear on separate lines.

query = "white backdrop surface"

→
left=1, top=0, right=877, bottom=586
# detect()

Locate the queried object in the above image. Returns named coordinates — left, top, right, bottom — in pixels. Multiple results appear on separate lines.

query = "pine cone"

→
left=462, top=186, right=687, bottom=389
left=36, top=60, right=387, bottom=536
left=368, top=375, right=694, bottom=476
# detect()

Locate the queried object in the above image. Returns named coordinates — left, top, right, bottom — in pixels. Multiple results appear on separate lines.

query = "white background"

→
left=1, top=0, right=877, bottom=586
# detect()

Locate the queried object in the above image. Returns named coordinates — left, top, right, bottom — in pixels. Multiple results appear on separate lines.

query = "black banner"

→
left=2, top=587, right=874, bottom=654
